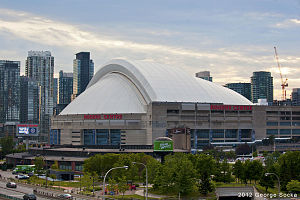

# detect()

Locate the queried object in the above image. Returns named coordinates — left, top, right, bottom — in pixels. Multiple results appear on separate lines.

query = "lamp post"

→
left=132, top=162, right=148, bottom=200
left=102, top=166, right=128, bottom=200
left=265, top=173, right=280, bottom=199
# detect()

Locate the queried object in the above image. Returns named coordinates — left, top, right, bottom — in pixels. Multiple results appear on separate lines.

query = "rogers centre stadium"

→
left=49, top=59, right=300, bottom=150
left=7, top=59, right=300, bottom=169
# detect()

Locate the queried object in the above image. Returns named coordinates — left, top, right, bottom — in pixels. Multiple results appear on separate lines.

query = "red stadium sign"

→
left=210, top=105, right=252, bottom=111
left=83, top=114, right=123, bottom=120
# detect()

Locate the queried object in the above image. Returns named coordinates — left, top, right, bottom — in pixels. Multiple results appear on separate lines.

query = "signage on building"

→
left=210, top=105, right=252, bottom=111
left=153, top=140, right=173, bottom=152
left=83, top=114, right=123, bottom=120
left=169, top=128, right=191, bottom=135
left=16, top=124, right=39, bottom=137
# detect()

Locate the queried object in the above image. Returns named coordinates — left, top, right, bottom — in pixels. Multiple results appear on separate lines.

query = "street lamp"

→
left=102, top=166, right=128, bottom=200
left=265, top=173, right=280, bottom=199
left=132, top=162, right=148, bottom=200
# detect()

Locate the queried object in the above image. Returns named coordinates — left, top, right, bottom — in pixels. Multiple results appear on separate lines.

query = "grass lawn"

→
left=22, top=176, right=82, bottom=188
left=107, top=194, right=152, bottom=200
left=255, top=184, right=279, bottom=195
left=149, top=188, right=216, bottom=199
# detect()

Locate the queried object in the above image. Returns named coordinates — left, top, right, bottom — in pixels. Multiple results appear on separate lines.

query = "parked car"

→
left=6, top=182, right=17, bottom=188
left=23, top=194, right=36, bottom=200
left=27, top=172, right=34, bottom=177
left=58, top=193, right=73, bottom=199
left=16, top=174, right=29, bottom=179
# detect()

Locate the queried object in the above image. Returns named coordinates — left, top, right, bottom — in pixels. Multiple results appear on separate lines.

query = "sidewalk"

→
left=135, top=189, right=168, bottom=199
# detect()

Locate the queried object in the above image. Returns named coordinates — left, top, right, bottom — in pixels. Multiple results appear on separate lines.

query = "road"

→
left=0, top=183, right=49, bottom=200
left=0, top=170, right=95, bottom=200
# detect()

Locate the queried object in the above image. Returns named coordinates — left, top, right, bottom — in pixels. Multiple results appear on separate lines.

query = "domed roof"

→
left=60, top=59, right=252, bottom=115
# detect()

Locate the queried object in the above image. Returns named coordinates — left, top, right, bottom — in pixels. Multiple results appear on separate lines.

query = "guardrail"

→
left=0, top=193, right=22, bottom=200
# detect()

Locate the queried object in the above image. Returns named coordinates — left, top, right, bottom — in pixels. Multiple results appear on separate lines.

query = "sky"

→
left=0, top=0, right=300, bottom=100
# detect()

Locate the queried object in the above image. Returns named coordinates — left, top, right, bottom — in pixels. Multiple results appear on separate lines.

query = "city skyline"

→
left=0, top=0, right=300, bottom=99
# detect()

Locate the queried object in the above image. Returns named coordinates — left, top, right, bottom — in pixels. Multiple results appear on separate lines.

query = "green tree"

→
left=0, top=136, right=14, bottom=156
left=250, top=160, right=263, bottom=184
left=241, top=160, right=252, bottom=184
left=252, top=151, right=258, bottom=157
left=233, top=160, right=244, bottom=183
left=34, top=157, right=45, bottom=175
left=277, top=151, right=300, bottom=190
left=259, top=172, right=275, bottom=192
left=107, top=178, right=117, bottom=194
left=118, top=176, right=129, bottom=198
left=81, top=173, right=93, bottom=191
left=51, top=160, right=59, bottom=170
left=153, top=153, right=196, bottom=195
left=286, top=180, right=300, bottom=194
left=195, top=154, right=216, bottom=195
left=214, top=159, right=232, bottom=183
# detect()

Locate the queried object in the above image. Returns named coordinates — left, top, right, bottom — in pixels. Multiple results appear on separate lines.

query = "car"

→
left=27, top=172, right=34, bottom=177
left=6, top=182, right=17, bottom=188
left=23, top=194, right=36, bottom=200
left=58, top=193, right=73, bottom=199
left=16, top=174, right=30, bottom=179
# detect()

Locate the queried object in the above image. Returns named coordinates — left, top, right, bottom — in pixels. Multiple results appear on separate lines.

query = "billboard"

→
left=16, top=124, right=39, bottom=137
left=154, top=140, right=173, bottom=152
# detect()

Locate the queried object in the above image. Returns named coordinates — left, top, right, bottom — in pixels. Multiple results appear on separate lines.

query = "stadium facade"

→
left=50, top=59, right=300, bottom=150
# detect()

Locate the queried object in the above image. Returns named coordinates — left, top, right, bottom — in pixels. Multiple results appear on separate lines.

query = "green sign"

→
left=154, top=141, right=173, bottom=151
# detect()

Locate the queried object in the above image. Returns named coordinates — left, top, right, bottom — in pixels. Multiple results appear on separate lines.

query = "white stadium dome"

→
left=60, top=59, right=252, bottom=115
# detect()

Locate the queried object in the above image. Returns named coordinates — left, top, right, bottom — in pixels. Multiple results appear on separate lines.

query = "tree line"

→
left=81, top=151, right=300, bottom=195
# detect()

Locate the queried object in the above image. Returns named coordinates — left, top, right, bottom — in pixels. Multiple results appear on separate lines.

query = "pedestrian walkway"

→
left=135, top=189, right=167, bottom=199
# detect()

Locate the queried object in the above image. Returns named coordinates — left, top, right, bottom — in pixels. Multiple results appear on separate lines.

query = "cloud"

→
left=0, top=8, right=300, bottom=100
left=275, top=18, right=300, bottom=28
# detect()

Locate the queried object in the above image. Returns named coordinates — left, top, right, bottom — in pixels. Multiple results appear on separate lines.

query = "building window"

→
left=59, top=162, right=72, bottom=171
left=212, top=129, right=224, bottom=138
left=110, top=129, right=121, bottom=145
left=83, top=129, right=95, bottom=145
left=292, top=129, right=300, bottom=134
left=280, top=122, right=291, bottom=126
left=192, top=129, right=209, bottom=138
left=292, top=122, right=300, bottom=126
left=241, top=129, right=251, bottom=138
left=225, top=129, right=237, bottom=138
left=267, top=111, right=278, bottom=115
left=75, top=165, right=83, bottom=171
left=267, top=122, right=278, bottom=126
left=50, top=129, right=61, bottom=145
left=292, top=112, right=300, bottom=115
left=280, top=129, right=291, bottom=135
left=167, top=109, right=179, bottom=114
left=96, top=129, right=109, bottom=145
left=267, top=129, right=278, bottom=135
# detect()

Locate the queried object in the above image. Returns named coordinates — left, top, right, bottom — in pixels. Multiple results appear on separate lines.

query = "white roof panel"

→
left=60, top=59, right=252, bottom=115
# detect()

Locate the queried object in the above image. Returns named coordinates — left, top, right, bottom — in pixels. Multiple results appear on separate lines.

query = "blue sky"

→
left=0, top=0, right=300, bottom=99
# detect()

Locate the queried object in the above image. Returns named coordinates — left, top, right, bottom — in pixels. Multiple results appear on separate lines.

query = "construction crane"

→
left=274, top=46, right=288, bottom=101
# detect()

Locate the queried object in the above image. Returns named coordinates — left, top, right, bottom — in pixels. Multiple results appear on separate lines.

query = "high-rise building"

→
left=224, top=83, right=251, bottom=101
left=291, top=88, right=300, bottom=106
left=53, top=78, right=58, bottom=110
left=0, top=60, right=20, bottom=123
left=20, top=76, right=39, bottom=124
left=251, top=71, right=273, bottom=103
left=195, top=71, right=212, bottom=82
left=57, top=70, right=73, bottom=113
left=26, top=51, right=54, bottom=142
left=0, top=60, right=20, bottom=138
left=72, top=52, right=94, bottom=100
